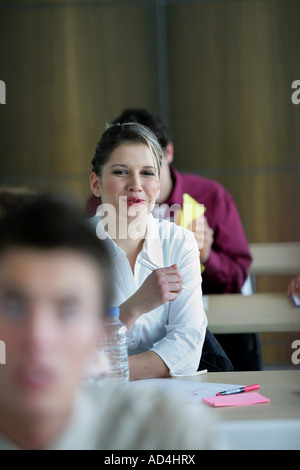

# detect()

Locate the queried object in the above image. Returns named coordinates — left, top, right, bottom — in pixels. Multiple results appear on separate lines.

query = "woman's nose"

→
left=127, top=174, right=142, bottom=191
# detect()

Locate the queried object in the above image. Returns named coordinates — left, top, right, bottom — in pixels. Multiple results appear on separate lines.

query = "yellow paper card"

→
left=175, top=194, right=206, bottom=274
left=180, top=193, right=205, bottom=229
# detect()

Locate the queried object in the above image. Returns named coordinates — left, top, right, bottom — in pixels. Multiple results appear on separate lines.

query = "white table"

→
left=173, top=370, right=300, bottom=450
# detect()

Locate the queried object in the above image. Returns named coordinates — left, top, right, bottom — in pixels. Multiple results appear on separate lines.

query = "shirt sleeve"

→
left=203, top=190, right=252, bottom=294
left=151, top=228, right=207, bottom=376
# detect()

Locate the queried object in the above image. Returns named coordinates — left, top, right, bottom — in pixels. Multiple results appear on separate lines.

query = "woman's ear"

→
left=90, top=172, right=101, bottom=197
left=164, top=142, right=174, bottom=164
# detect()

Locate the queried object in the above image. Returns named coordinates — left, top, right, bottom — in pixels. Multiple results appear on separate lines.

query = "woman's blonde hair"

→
left=91, top=122, right=163, bottom=180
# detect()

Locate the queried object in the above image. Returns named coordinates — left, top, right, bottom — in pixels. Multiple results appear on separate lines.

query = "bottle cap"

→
left=108, top=306, right=120, bottom=317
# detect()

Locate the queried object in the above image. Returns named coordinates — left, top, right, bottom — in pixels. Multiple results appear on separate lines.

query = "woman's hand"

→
left=135, top=263, right=183, bottom=308
left=120, top=264, right=183, bottom=330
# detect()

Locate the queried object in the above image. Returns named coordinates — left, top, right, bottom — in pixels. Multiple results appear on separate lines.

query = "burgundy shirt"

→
left=86, top=166, right=252, bottom=294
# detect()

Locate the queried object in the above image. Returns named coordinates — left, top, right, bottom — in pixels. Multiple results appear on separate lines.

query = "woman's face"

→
left=91, top=143, right=160, bottom=225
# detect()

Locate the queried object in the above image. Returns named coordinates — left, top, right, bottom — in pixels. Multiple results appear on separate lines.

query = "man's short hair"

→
left=0, top=185, right=37, bottom=219
left=0, top=193, right=114, bottom=313
left=112, top=108, right=172, bottom=150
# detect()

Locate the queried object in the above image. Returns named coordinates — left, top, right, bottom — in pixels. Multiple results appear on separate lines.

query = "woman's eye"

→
left=113, top=170, right=127, bottom=175
left=141, top=171, right=155, bottom=176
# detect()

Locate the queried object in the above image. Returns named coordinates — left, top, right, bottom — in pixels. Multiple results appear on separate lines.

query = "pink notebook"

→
left=202, top=391, right=271, bottom=407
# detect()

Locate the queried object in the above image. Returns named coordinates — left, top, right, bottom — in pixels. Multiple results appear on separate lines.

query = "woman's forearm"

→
left=129, top=350, right=170, bottom=381
left=119, top=297, right=141, bottom=331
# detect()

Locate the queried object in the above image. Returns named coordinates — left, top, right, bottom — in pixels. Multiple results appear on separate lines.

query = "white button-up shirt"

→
left=92, top=213, right=207, bottom=376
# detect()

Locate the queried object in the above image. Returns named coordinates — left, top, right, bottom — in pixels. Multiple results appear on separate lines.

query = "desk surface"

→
left=249, top=242, right=300, bottom=275
left=174, top=370, right=300, bottom=421
left=204, top=292, right=300, bottom=334
left=173, top=370, right=300, bottom=449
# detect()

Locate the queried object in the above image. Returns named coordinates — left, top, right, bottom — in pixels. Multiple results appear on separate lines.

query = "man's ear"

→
left=90, top=172, right=101, bottom=197
left=165, top=142, right=174, bottom=164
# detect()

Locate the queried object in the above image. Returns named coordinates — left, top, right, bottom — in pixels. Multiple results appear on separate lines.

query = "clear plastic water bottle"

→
left=101, top=306, right=129, bottom=385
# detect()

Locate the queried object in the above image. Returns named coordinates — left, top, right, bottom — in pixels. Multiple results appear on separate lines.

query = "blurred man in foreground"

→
left=0, top=195, right=221, bottom=450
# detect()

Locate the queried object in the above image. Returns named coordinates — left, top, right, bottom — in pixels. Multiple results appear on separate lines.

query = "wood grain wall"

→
left=0, top=0, right=299, bottom=290
left=167, top=0, right=300, bottom=247
left=0, top=1, right=159, bottom=203
left=0, top=0, right=299, bottom=367
left=1, top=0, right=299, bottom=238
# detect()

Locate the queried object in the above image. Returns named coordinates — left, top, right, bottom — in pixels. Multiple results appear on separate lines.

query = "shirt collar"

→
left=91, top=213, right=164, bottom=267
left=139, top=213, right=164, bottom=268
left=90, top=214, right=123, bottom=259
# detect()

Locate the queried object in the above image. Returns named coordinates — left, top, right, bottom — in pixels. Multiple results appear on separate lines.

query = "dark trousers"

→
left=215, top=333, right=263, bottom=371
left=198, top=329, right=234, bottom=372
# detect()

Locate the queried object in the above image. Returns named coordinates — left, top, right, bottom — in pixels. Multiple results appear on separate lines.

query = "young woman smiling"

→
left=90, top=122, right=207, bottom=381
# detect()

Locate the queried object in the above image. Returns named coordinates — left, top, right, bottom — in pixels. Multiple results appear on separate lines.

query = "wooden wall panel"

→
left=167, top=0, right=300, bottom=246
left=210, top=172, right=300, bottom=243
left=0, top=2, right=158, bottom=206
left=0, top=1, right=298, bottom=245
left=165, top=0, right=300, bottom=367
left=0, top=0, right=299, bottom=368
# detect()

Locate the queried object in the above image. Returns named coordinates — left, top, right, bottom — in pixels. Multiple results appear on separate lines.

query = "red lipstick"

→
left=127, top=197, right=144, bottom=206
